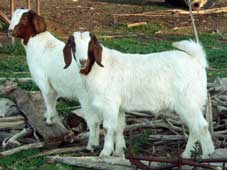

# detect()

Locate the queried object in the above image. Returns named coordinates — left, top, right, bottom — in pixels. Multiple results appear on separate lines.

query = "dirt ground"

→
left=1, top=0, right=227, bottom=39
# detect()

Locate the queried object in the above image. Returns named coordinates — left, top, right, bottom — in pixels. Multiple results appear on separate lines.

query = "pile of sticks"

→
left=0, top=77, right=227, bottom=169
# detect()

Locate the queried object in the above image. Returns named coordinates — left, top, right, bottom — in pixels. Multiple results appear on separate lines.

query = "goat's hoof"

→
left=181, top=151, right=191, bottom=159
left=86, top=145, right=94, bottom=152
left=45, top=117, right=55, bottom=125
left=99, top=150, right=112, bottom=158
left=113, top=150, right=125, bottom=158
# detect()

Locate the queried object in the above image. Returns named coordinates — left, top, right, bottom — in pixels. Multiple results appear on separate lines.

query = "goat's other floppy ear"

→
left=63, top=35, right=76, bottom=69
left=32, top=13, right=47, bottom=33
left=89, top=33, right=104, bottom=67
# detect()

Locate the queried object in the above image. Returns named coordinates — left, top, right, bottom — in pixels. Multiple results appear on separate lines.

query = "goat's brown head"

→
left=63, top=32, right=104, bottom=75
left=8, top=9, right=47, bottom=45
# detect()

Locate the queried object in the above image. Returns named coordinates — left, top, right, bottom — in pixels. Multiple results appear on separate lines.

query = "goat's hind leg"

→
left=38, top=79, right=59, bottom=125
left=43, top=91, right=59, bottom=125
left=177, top=106, right=214, bottom=158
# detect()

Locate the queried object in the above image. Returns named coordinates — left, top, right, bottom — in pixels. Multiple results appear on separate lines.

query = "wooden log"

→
left=31, top=146, right=86, bottom=158
left=0, top=142, right=44, bottom=157
left=0, top=116, right=24, bottom=122
left=149, top=135, right=185, bottom=141
left=0, top=11, right=10, bottom=24
left=127, top=22, right=147, bottom=28
left=10, top=0, right=15, bottom=45
left=2, top=128, right=33, bottom=148
left=36, top=0, right=40, bottom=15
left=0, top=120, right=25, bottom=130
left=206, top=93, right=214, bottom=136
left=48, top=156, right=132, bottom=170
left=27, top=0, right=31, bottom=9
left=112, top=7, right=227, bottom=18
left=5, top=88, right=68, bottom=146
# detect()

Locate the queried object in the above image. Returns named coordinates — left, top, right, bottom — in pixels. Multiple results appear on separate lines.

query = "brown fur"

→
left=12, top=10, right=47, bottom=45
left=63, top=35, right=76, bottom=69
left=80, top=33, right=103, bottom=75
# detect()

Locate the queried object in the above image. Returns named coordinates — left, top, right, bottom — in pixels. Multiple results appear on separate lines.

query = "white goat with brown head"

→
left=8, top=9, right=101, bottom=151
left=64, top=31, right=214, bottom=158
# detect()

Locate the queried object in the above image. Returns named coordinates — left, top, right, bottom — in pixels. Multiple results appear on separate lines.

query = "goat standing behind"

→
left=8, top=9, right=101, bottom=151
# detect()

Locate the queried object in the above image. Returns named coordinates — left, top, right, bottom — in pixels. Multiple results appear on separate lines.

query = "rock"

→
left=0, top=98, right=20, bottom=117
left=210, top=148, right=227, bottom=158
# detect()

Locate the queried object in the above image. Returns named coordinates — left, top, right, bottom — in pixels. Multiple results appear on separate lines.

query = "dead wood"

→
left=0, top=116, right=24, bottom=122
left=112, top=7, right=227, bottom=18
left=0, top=10, right=10, bottom=24
left=0, top=121, right=25, bottom=130
left=127, top=22, right=147, bottom=28
left=0, top=142, right=45, bottom=157
left=47, top=156, right=132, bottom=170
left=206, top=94, right=214, bottom=136
left=149, top=135, right=185, bottom=141
left=1, top=84, right=68, bottom=146
left=31, top=146, right=86, bottom=158
left=2, top=128, right=33, bottom=148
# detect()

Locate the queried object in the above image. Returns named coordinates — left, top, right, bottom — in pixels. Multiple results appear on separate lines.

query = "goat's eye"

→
left=21, top=17, right=28, bottom=24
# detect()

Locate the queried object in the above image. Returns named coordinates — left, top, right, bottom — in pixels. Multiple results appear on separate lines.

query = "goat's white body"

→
left=78, top=39, right=214, bottom=158
left=25, top=32, right=81, bottom=99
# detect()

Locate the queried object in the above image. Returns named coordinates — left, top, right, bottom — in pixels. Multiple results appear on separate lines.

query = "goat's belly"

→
left=122, top=93, right=174, bottom=114
left=50, top=79, right=82, bottom=100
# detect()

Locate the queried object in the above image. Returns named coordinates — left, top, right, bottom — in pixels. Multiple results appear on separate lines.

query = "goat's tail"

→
left=172, top=40, right=208, bottom=68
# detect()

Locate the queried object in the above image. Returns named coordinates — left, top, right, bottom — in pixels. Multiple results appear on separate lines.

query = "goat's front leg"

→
left=99, top=108, right=119, bottom=157
left=86, top=117, right=100, bottom=152
left=80, top=102, right=101, bottom=151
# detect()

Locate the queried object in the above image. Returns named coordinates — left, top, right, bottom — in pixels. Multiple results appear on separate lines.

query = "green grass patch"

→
left=0, top=42, right=25, bottom=55
left=0, top=149, right=74, bottom=170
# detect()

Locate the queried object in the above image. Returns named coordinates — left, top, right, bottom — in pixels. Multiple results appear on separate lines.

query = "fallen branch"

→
left=0, top=10, right=10, bottom=24
left=0, top=116, right=25, bottom=122
left=0, top=120, right=25, bottom=130
left=127, top=22, right=147, bottom=28
left=48, top=156, right=132, bottom=170
left=2, top=128, right=33, bottom=148
left=149, top=135, right=185, bottom=141
left=31, top=146, right=86, bottom=158
left=0, top=142, right=45, bottom=157
left=112, top=7, right=227, bottom=18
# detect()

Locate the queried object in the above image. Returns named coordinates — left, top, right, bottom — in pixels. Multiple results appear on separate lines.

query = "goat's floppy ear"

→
left=89, top=33, right=104, bottom=67
left=63, top=35, right=76, bottom=69
left=32, top=13, right=47, bottom=33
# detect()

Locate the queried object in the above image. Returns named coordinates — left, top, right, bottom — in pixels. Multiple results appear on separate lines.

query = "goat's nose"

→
left=79, top=59, right=86, bottom=66
left=8, top=29, right=13, bottom=38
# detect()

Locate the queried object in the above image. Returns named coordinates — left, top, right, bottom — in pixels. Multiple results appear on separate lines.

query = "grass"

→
left=0, top=149, right=74, bottom=170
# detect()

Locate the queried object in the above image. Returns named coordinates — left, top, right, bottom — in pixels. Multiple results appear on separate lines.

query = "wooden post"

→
left=10, top=0, right=15, bottom=45
left=36, top=0, right=40, bottom=15
left=10, top=0, right=15, bottom=17
left=27, top=0, right=31, bottom=9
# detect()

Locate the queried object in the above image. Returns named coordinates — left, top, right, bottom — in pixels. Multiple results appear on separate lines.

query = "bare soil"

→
left=1, top=0, right=227, bottom=39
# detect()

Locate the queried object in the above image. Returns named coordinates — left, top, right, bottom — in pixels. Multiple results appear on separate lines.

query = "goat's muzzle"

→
left=79, top=59, right=87, bottom=67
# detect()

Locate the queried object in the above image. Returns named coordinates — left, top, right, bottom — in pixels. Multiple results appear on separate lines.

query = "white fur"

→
left=72, top=31, right=214, bottom=158
left=8, top=9, right=29, bottom=31
left=8, top=9, right=101, bottom=151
